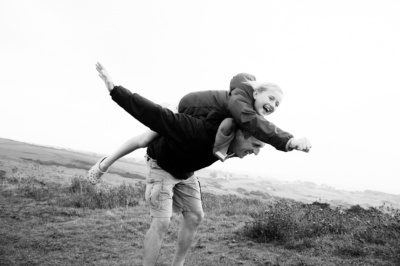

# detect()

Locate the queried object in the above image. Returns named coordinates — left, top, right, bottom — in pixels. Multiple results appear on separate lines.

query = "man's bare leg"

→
left=171, top=211, right=204, bottom=266
left=143, top=217, right=171, bottom=266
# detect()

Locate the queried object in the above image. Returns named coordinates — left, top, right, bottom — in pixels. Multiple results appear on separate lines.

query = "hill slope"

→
left=1, top=137, right=399, bottom=209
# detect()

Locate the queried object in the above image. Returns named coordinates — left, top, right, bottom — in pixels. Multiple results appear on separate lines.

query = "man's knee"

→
left=183, top=211, right=204, bottom=227
left=150, top=217, right=171, bottom=235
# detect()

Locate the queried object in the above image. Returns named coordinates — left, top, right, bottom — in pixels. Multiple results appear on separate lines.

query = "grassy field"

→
left=1, top=138, right=400, bottom=265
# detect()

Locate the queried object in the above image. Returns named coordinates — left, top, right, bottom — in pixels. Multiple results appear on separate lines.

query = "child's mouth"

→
left=264, top=105, right=272, bottom=113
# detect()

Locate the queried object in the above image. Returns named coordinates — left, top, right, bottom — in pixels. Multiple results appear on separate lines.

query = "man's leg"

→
left=143, top=217, right=171, bottom=266
left=170, top=175, right=204, bottom=266
left=143, top=156, right=179, bottom=265
left=172, top=211, right=204, bottom=266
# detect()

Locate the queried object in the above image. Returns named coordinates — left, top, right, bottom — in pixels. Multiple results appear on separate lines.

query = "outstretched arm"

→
left=96, top=62, right=115, bottom=92
left=287, top=137, right=312, bottom=153
left=228, top=89, right=294, bottom=151
left=94, top=62, right=159, bottom=170
left=110, top=85, right=211, bottom=145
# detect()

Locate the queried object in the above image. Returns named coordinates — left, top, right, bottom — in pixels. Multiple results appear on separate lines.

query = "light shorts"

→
left=145, top=156, right=203, bottom=218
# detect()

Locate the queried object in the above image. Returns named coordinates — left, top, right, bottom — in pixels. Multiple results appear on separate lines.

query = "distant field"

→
left=1, top=137, right=399, bottom=210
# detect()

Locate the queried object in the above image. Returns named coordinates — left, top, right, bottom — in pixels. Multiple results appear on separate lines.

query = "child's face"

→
left=253, top=89, right=283, bottom=116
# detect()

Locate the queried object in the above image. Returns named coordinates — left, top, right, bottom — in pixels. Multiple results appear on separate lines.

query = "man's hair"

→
left=236, top=129, right=262, bottom=142
left=243, top=80, right=283, bottom=95
left=235, top=129, right=246, bottom=138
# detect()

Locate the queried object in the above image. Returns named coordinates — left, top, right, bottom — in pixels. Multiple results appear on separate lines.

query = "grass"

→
left=240, top=199, right=400, bottom=264
left=1, top=161, right=400, bottom=265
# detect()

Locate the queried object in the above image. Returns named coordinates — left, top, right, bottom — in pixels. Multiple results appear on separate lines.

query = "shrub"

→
left=16, top=174, right=60, bottom=201
left=202, top=192, right=266, bottom=216
left=243, top=201, right=350, bottom=242
left=66, top=176, right=146, bottom=209
left=242, top=200, right=400, bottom=260
left=0, top=170, right=6, bottom=179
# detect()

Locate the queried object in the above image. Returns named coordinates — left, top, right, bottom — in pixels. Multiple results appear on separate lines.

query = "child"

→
left=87, top=63, right=311, bottom=184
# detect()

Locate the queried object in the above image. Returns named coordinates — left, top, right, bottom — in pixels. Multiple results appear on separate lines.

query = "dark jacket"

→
left=111, top=86, right=219, bottom=179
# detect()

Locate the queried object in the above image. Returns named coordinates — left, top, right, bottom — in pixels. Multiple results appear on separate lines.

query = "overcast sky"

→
left=1, top=0, right=400, bottom=194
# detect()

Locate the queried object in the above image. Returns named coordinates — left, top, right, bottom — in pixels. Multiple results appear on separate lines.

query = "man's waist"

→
left=145, top=154, right=195, bottom=179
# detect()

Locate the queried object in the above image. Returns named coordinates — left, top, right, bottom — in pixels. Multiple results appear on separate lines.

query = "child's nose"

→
left=254, top=148, right=260, bottom=155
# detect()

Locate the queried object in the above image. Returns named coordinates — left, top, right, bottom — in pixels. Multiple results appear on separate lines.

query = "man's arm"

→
left=96, top=62, right=210, bottom=144
left=96, top=62, right=114, bottom=92
left=111, top=85, right=210, bottom=144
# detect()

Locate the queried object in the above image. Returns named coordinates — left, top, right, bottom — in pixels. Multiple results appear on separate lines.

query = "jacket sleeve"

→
left=110, top=85, right=210, bottom=144
left=228, top=88, right=294, bottom=151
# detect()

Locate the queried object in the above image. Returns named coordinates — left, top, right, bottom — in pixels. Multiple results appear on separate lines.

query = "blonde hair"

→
left=243, top=80, right=283, bottom=95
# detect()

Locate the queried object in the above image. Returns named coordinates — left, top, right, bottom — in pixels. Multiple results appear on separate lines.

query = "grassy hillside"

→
left=1, top=154, right=400, bottom=265
left=1, top=138, right=400, bottom=265
left=1, top=137, right=399, bottom=210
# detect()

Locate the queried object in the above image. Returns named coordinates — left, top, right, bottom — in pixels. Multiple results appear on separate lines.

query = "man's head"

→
left=228, top=129, right=265, bottom=158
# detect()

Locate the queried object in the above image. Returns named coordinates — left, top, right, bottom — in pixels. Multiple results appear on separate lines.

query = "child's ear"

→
left=253, top=90, right=258, bottom=99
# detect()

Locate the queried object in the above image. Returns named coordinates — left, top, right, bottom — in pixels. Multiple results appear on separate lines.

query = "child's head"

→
left=244, top=80, right=283, bottom=116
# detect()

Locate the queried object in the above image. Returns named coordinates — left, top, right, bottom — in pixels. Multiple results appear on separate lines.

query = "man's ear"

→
left=235, top=129, right=244, bottom=138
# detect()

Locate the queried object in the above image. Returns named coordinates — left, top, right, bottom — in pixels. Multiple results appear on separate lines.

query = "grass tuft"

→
left=66, top=176, right=146, bottom=209
left=241, top=199, right=400, bottom=261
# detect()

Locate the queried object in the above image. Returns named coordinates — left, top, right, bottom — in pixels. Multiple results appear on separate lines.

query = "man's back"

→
left=111, top=85, right=220, bottom=179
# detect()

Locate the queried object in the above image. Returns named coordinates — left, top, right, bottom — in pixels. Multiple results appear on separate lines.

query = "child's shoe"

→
left=87, top=157, right=108, bottom=184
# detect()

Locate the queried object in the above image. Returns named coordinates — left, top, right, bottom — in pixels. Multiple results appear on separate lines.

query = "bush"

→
left=0, top=170, right=6, bottom=179
left=242, top=200, right=400, bottom=260
left=202, top=192, right=266, bottom=216
left=243, top=201, right=350, bottom=242
left=16, top=174, right=61, bottom=201
left=67, top=177, right=146, bottom=209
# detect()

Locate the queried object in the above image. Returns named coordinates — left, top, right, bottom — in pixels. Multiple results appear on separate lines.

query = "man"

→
left=94, top=63, right=265, bottom=266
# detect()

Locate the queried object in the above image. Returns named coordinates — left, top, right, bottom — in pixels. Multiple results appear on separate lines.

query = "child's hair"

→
left=243, top=80, right=283, bottom=95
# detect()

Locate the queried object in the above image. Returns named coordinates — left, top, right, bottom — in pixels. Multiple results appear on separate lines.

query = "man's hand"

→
left=289, top=137, right=312, bottom=152
left=96, top=62, right=115, bottom=92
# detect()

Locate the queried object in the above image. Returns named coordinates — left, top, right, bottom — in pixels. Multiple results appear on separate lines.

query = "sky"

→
left=1, top=0, right=400, bottom=194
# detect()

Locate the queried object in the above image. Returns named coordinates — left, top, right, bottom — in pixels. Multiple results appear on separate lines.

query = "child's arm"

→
left=287, top=137, right=312, bottom=153
left=228, top=89, right=295, bottom=151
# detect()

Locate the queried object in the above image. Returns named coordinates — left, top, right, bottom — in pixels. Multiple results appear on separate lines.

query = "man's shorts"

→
left=145, top=156, right=203, bottom=218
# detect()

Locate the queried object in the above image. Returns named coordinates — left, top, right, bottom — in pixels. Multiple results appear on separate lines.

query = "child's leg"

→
left=99, top=129, right=159, bottom=171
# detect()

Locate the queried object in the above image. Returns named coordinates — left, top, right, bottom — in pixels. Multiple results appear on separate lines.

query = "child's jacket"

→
left=178, top=73, right=293, bottom=160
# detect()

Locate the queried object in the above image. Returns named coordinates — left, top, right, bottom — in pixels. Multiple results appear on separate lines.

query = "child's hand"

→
left=96, top=62, right=115, bottom=92
left=289, top=137, right=312, bottom=153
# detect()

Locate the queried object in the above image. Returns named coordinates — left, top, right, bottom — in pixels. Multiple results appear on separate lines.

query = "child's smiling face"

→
left=253, top=89, right=283, bottom=116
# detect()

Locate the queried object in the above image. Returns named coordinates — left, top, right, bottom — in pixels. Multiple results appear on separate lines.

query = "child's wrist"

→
left=286, top=138, right=295, bottom=151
